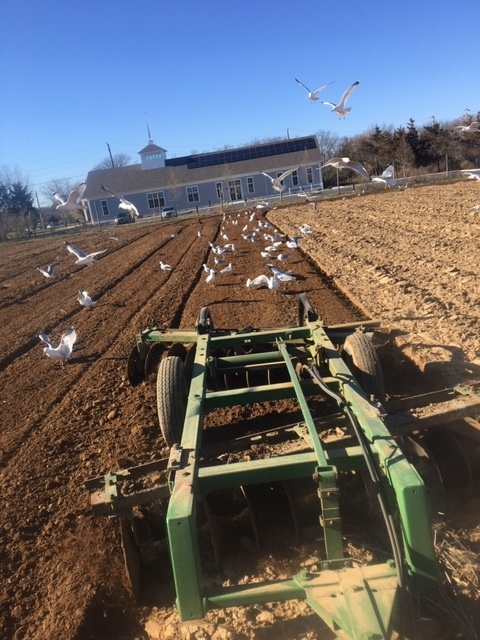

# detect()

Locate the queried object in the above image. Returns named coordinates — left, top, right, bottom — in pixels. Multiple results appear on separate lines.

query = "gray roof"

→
left=84, top=144, right=321, bottom=200
left=138, top=143, right=167, bottom=154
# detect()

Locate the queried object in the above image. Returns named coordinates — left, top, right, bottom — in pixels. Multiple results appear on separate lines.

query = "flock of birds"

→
left=36, top=80, right=479, bottom=363
left=161, top=206, right=313, bottom=291
left=36, top=205, right=314, bottom=364
left=36, top=238, right=111, bottom=363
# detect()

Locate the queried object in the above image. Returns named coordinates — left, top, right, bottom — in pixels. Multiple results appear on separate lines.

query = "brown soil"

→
left=1, top=180, right=479, bottom=640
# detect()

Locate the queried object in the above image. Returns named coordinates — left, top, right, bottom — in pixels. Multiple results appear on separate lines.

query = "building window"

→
left=147, top=191, right=165, bottom=209
left=186, top=186, right=200, bottom=203
left=246, top=177, right=255, bottom=194
left=292, top=170, right=299, bottom=186
left=306, top=167, right=313, bottom=184
left=101, top=200, right=109, bottom=216
left=216, top=182, right=223, bottom=199
left=228, top=179, right=243, bottom=201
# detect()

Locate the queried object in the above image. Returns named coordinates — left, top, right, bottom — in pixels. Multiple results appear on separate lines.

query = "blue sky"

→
left=1, top=0, right=478, bottom=204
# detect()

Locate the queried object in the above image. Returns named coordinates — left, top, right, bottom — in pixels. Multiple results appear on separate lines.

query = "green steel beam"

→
left=197, top=446, right=369, bottom=495
left=309, top=325, right=439, bottom=588
left=166, top=333, right=210, bottom=620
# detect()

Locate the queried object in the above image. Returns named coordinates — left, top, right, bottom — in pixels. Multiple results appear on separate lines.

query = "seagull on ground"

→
left=53, top=183, right=87, bottom=211
left=203, top=263, right=215, bottom=273
left=38, top=328, right=77, bottom=364
left=160, top=261, right=172, bottom=270
left=277, top=253, right=290, bottom=262
left=256, top=201, right=273, bottom=211
left=64, top=242, right=107, bottom=266
left=206, top=270, right=216, bottom=286
left=220, top=263, right=233, bottom=274
left=77, top=290, right=97, bottom=308
left=286, top=237, right=301, bottom=249
left=321, top=81, right=359, bottom=118
left=295, top=78, right=334, bottom=102
left=467, top=204, right=480, bottom=214
left=246, top=274, right=280, bottom=292
left=37, top=263, right=60, bottom=279
left=267, top=264, right=296, bottom=281
left=372, top=164, right=397, bottom=187
left=321, top=157, right=370, bottom=181
left=454, top=121, right=480, bottom=134
left=299, top=224, right=312, bottom=234
left=214, top=256, right=225, bottom=265
left=260, top=168, right=298, bottom=192
left=101, top=185, right=140, bottom=218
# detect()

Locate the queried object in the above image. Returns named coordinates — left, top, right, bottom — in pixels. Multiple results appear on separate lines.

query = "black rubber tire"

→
left=342, top=332, right=386, bottom=403
left=156, top=356, right=187, bottom=447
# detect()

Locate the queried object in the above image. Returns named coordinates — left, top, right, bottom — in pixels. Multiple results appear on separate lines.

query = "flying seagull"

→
left=38, top=327, right=77, bottom=364
left=454, top=121, right=480, bottom=134
left=322, top=81, right=359, bottom=118
left=295, top=78, right=334, bottom=102
left=372, top=164, right=397, bottom=187
left=77, top=290, right=97, bottom=308
left=321, top=157, right=370, bottom=181
left=37, top=263, right=60, bottom=279
left=260, top=168, right=298, bottom=192
left=53, top=182, right=87, bottom=211
left=64, top=242, right=107, bottom=266
left=101, top=185, right=140, bottom=218
left=461, top=170, right=480, bottom=181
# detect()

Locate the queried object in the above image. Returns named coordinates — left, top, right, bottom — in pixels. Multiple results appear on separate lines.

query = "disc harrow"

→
left=86, top=293, right=480, bottom=639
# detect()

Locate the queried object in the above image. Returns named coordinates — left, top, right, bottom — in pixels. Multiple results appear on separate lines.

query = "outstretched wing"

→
left=65, top=182, right=87, bottom=206
left=312, top=81, right=334, bottom=96
left=381, top=164, right=394, bottom=179
left=348, top=160, right=370, bottom=181
left=260, top=171, right=273, bottom=181
left=65, top=242, right=87, bottom=259
left=100, top=184, right=118, bottom=198
left=53, top=192, right=67, bottom=205
left=277, top=168, right=297, bottom=182
left=295, top=78, right=311, bottom=93
left=339, top=81, right=359, bottom=107
left=58, top=327, right=77, bottom=358
left=38, top=333, right=54, bottom=348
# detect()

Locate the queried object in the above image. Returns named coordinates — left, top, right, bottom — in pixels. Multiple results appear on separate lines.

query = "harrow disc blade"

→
left=127, top=346, right=145, bottom=386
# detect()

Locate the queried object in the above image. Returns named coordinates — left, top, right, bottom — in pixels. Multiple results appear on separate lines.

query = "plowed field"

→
left=1, top=179, right=479, bottom=640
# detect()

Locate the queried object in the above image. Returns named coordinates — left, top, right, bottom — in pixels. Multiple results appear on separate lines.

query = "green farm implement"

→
left=86, top=294, right=480, bottom=639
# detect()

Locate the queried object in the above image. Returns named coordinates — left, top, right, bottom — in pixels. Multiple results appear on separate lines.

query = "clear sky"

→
left=1, top=0, right=478, bottom=204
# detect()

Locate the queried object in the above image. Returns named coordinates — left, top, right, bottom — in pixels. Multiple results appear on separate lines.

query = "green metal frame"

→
left=87, top=304, right=440, bottom=639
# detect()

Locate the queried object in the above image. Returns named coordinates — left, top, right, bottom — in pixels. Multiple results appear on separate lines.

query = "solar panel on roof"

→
left=182, top=137, right=317, bottom=170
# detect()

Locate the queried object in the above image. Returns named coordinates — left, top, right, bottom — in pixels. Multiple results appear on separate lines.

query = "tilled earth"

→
left=1, top=180, right=479, bottom=640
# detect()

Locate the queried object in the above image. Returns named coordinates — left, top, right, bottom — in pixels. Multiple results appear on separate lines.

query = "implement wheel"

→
left=156, top=356, right=187, bottom=447
left=342, top=332, right=386, bottom=403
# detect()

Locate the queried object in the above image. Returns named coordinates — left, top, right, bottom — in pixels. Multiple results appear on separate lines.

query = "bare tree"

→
left=92, top=153, right=131, bottom=170
left=314, top=130, right=341, bottom=163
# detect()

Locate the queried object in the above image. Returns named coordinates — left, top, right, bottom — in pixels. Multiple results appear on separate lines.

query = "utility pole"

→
left=106, top=143, right=115, bottom=167
left=34, top=191, right=44, bottom=229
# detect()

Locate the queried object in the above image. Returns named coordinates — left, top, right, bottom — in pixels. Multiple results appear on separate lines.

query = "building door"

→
left=228, top=179, right=243, bottom=201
